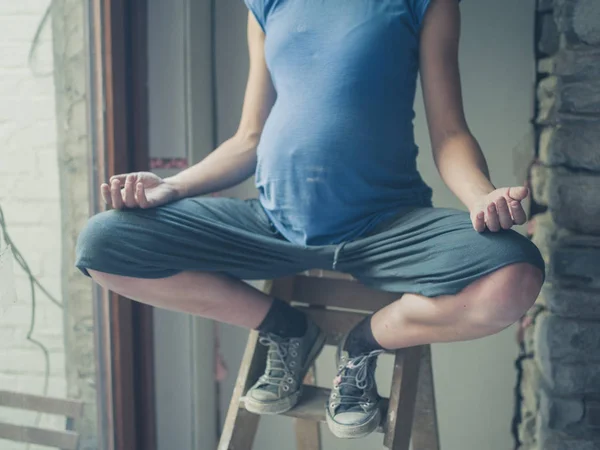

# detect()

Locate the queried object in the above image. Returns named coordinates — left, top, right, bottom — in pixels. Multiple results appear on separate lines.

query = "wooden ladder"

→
left=218, top=270, right=440, bottom=450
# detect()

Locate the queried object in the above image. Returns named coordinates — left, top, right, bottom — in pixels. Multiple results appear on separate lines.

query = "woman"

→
left=77, top=0, right=544, bottom=439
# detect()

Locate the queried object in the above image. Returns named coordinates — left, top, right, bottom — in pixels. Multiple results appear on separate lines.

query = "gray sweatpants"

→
left=75, top=197, right=544, bottom=298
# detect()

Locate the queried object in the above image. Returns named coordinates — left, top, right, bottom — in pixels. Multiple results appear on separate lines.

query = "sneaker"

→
left=326, top=335, right=384, bottom=439
left=244, top=320, right=326, bottom=415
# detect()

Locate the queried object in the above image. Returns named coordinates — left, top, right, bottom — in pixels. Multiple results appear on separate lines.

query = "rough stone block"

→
left=531, top=164, right=550, bottom=206
left=539, top=124, right=600, bottom=172
left=539, top=56, right=557, bottom=75
left=561, top=78, right=600, bottom=114
left=536, top=313, right=600, bottom=362
left=539, top=0, right=554, bottom=12
left=524, top=316, right=538, bottom=354
left=554, top=48, right=600, bottom=79
left=550, top=237, right=600, bottom=287
left=539, top=425, right=600, bottom=450
left=535, top=313, right=600, bottom=395
left=531, top=214, right=595, bottom=288
left=537, top=75, right=600, bottom=123
left=540, top=12, right=561, bottom=55
left=522, top=358, right=543, bottom=413
left=519, top=410, right=538, bottom=446
left=517, top=444, right=540, bottom=450
left=540, top=389, right=585, bottom=431
left=588, top=402, right=600, bottom=430
left=539, top=389, right=600, bottom=439
left=540, top=285, right=600, bottom=319
left=530, top=166, right=600, bottom=235
left=537, top=76, right=559, bottom=123
left=555, top=0, right=600, bottom=46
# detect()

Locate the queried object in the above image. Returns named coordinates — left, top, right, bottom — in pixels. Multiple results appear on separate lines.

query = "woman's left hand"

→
left=470, top=186, right=529, bottom=232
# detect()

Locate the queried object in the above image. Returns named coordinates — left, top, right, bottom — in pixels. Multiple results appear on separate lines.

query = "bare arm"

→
left=419, top=0, right=528, bottom=232
left=166, top=13, right=276, bottom=198
left=103, top=13, right=275, bottom=210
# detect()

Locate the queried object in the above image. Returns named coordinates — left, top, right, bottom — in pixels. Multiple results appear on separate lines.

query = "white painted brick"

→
left=0, top=16, right=49, bottom=42
left=0, top=148, right=37, bottom=174
left=1, top=169, right=60, bottom=201
left=38, top=305, right=64, bottom=330
left=35, top=149, right=61, bottom=185
left=0, top=96, right=56, bottom=122
left=0, top=407, right=37, bottom=425
left=0, top=70, right=35, bottom=96
left=13, top=374, right=67, bottom=397
left=27, top=39, right=54, bottom=76
left=26, top=330, right=64, bottom=353
left=0, top=304, right=36, bottom=327
left=11, top=255, right=44, bottom=279
left=34, top=142, right=60, bottom=165
left=5, top=226, right=61, bottom=253
left=1, top=349, right=65, bottom=376
left=0, top=200, right=60, bottom=226
left=0, top=122, right=18, bottom=141
left=0, top=439, right=27, bottom=450
left=39, top=414, right=66, bottom=430
left=0, top=374, right=19, bottom=391
left=0, top=327, right=19, bottom=348
left=40, top=254, right=63, bottom=278
left=0, top=46, right=29, bottom=70
left=0, top=374, right=48, bottom=395
left=0, top=74, right=55, bottom=103
left=0, top=0, right=52, bottom=15
left=3, top=301, right=50, bottom=326
left=14, top=279, right=41, bottom=305
left=32, top=276, right=61, bottom=300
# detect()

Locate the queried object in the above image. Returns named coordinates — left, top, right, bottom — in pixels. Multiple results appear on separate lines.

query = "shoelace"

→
left=332, top=350, right=383, bottom=412
left=256, top=334, right=294, bottom=389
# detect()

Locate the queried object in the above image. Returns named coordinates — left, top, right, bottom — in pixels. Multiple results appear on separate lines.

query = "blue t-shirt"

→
left=245, top=0, right=437, bottom=246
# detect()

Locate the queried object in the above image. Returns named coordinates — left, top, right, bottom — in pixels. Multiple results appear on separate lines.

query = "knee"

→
left=470, top=263, right=544, bottom=328
left=76, top=210, right=123, bottom=273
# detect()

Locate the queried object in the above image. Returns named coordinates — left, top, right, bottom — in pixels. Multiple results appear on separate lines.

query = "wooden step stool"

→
left=219, top=270, right=440, bottom=450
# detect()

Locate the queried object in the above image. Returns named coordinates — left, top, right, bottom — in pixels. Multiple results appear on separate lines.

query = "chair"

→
left=0, top=389, right=84, bottom=449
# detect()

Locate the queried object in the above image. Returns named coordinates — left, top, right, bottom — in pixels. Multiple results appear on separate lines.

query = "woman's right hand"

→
left=101, top=172, right=181, bottom=210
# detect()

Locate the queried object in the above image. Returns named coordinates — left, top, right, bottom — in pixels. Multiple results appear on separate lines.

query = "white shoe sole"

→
left=326, top=406, right=381, bottom=439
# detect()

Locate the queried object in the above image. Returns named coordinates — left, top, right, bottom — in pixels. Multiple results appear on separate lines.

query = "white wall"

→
left=0, top=1, right=67, bottom=448
left=214, top=1, right=536, bottom=450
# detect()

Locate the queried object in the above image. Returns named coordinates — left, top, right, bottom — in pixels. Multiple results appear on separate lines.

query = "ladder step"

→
left=292, top=275, right=397, bottom=311
left=240, top=385, right=389, bottom=433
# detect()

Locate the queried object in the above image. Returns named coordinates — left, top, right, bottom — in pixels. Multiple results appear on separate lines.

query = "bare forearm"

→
left=434, top=132, right=495, bottom=211
left=165, top=134, right=258, bottom=199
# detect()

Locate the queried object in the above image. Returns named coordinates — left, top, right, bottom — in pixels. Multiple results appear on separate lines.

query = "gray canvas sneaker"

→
left=326, top=336, right=384, bottom=439
left=244, top=319, right=326, bottom=415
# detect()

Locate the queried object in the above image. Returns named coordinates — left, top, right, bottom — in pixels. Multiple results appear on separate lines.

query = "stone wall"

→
left=519, top=0, right=600, bottom=449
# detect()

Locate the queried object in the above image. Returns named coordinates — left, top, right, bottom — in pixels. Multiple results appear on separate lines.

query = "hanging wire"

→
left=28, top=3, right=54, bottom=78
left=0, top=204, right=63, bottom=437
left=0, top=207, right=63, bottom=309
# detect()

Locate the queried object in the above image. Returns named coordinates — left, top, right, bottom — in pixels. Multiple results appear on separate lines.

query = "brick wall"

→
left=0, top=1, right=67, bottom=448
left=519, top=0, right=600, bottom=449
